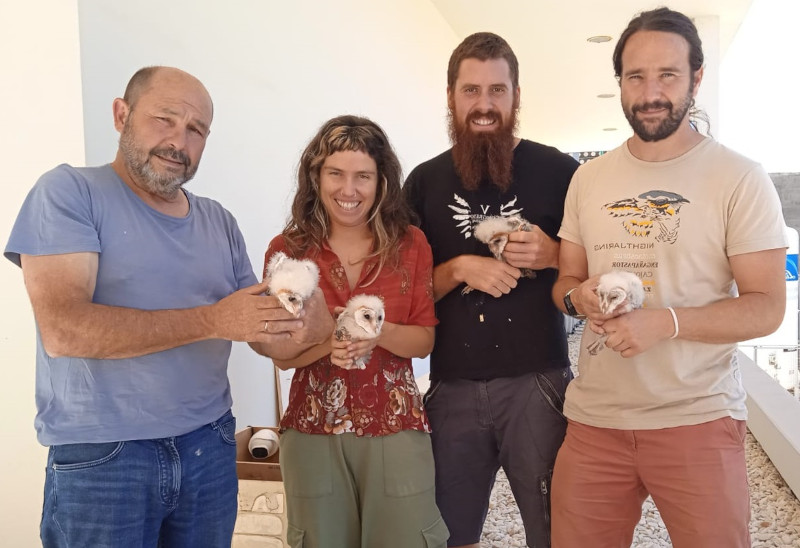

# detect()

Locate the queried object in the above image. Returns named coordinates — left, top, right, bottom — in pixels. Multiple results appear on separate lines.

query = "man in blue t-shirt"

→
left=5, top=66, right=333, bottom=548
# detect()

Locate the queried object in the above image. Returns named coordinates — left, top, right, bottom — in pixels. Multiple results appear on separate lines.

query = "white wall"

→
left=0, top=1, right=85, bottom=545
left=720, top=0, right=800, bottom=173
left=76, top=0, right=457, bottom=427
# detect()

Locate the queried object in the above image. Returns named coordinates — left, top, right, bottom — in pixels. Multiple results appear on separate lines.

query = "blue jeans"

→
left=41, top=410, right=239, bottom=548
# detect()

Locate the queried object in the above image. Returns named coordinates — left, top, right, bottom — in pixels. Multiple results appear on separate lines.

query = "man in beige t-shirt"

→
left=551, top=8, right=786, bottom=548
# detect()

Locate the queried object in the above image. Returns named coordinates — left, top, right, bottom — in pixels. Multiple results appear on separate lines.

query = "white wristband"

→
left=667, top=307, right=679, bottom=339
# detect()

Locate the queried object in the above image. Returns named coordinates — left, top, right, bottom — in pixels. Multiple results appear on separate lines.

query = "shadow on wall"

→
left=772, top=173, right=800, bottom=232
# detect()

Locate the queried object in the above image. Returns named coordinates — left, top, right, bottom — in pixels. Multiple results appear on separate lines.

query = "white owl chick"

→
left=586, top=270, right=645, bottom=356
left=265, top=251, right=320, bottom=317
left=334, top=294, right=385, bottom=369
left=463, top=215, right=537, bottom=295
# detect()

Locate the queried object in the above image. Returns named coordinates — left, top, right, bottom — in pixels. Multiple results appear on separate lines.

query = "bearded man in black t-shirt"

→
left=403, top=32, right=579, bottom=548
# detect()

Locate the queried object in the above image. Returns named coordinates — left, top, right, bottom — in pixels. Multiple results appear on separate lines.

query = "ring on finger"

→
left=264, top=320, right=269, bottom=332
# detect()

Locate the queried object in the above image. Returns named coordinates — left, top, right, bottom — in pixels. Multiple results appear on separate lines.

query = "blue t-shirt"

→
left=5, top=164, right=258, bottom=445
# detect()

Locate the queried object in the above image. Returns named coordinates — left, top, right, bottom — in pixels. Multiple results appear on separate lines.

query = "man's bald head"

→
left=122, top=66, right=213, bottom=117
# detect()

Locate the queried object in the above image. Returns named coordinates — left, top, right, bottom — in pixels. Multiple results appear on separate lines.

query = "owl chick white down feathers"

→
left=265, top=252, right=320, bottom=317
left=586, top=271, right=645, bottom=356
left=334, top=294, right=385, bottom=369
left=463, top=215, right=536, bottom=295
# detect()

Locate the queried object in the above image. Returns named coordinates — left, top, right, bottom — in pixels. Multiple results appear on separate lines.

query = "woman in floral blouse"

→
left=264, top=115, right=449, bottom=548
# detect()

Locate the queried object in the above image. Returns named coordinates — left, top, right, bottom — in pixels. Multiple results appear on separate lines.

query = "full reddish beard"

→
left=449, top=107, right=518, bottom=192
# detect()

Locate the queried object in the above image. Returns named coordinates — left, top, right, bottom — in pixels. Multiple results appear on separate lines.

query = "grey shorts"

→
left=424, top=368, right=571, bottom=547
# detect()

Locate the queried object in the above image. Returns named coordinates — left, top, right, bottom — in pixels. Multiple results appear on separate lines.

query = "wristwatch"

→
left=563, top=288, right=586, bottom=318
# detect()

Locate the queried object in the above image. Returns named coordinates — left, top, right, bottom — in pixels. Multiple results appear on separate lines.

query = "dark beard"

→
left=625, top=87, right=694, bottom=143
left=448, top=108, right=517, bottom=192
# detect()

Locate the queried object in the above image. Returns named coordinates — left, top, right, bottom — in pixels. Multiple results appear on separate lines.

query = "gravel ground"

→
left=479, top=322, right=800, bottom=547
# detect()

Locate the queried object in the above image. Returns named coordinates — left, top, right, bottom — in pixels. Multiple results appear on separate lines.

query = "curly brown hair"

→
left=281, top=115, right=410, bottom=285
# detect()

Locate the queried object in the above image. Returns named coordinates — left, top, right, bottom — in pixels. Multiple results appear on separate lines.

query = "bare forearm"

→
left=432, top=258, right=463, bottom=302
left=543, top=236, right=561, bottom=270
left=672, top=293, right=784, bottom=344
left=249, top=339, right=317, bottom=362
left=271, top=335, right=333, bottom=370
left=379, top=323, right=434, bottom=359
left=37, top=301, right=216, bottom=359
left=675, top=248, right=786, bottom=344
left=553, top=240, right=591, bottom=316
left=552, top=275, right=585, bottom=315
left=22, top=252, right=300, bottom=359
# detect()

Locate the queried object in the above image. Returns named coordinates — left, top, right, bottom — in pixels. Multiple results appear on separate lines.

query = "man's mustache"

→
left=466, top=110, right=502, bottom=124
left=632, top=101, right=673, bottom=114
left=151, top=147, right=190, bottom=167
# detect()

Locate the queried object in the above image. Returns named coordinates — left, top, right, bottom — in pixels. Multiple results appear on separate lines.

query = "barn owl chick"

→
left=586, top=270, right=645, bottom=356
left=463, top=215, right=537, bottom=295
left=266, top=252, right=320, bottom=317
left=334, top=294, right=385, bottom=369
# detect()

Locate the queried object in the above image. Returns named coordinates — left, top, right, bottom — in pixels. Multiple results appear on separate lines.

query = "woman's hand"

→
left=330, top=334, right=380, bottom=370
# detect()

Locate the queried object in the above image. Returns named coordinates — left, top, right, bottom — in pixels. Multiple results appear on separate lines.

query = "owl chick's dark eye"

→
left=364, top=313, right=372, bottom=320
left=289, top=296, right=299, bottom=303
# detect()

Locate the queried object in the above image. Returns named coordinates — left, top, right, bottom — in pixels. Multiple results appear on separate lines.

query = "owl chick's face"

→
left=473, top=215, right=533, bottom=263
left=266, top=252, right=320, bottom=316
left=486, top=233, right=510, bottom=261
left=353, top=305, right=384, bottom=338
left=598, top=287, right=629, bottom=315
left=275, top=289, right=305, bottom=317
left=596, top=271, right=644, bottom=315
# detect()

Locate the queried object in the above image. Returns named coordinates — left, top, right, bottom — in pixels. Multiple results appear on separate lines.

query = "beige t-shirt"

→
left=558, top=138, right=787, bottom=429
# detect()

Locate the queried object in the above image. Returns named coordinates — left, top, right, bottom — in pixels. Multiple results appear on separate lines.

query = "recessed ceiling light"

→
left=597, top=93, right=615, bottom=99
left=587, top=35, right=612, bottom=43
left=603, top=128, right=618, bottom=132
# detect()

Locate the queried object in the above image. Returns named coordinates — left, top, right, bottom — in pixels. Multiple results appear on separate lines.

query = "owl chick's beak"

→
left=276, top=290, right=304, bottom=317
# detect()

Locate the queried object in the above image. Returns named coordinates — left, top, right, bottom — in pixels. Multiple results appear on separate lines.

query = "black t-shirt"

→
left=404, top=139, right=579, bottom=381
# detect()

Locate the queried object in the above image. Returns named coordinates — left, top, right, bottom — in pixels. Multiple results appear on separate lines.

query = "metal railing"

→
left=738, top=343, right=800, bottom=401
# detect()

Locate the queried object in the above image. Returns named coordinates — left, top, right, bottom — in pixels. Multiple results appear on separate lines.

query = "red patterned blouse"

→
left=264, top=226, right=437, bottom=437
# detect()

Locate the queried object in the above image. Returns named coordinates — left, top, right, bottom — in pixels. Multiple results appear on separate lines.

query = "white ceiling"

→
left=430, top=0, right=753, bottom=153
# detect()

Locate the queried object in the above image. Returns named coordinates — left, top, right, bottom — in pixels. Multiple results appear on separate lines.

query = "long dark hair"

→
left=613, top=7, right=704, bottom=79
